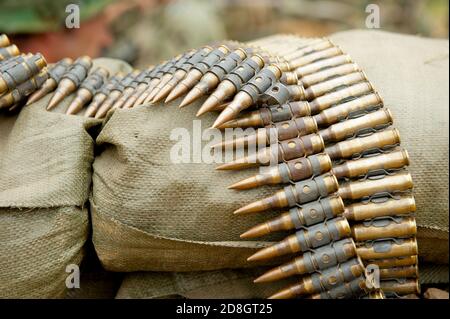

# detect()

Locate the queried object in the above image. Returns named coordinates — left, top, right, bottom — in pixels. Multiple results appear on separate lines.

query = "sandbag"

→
left=0, top=58, right=132, bottom=298
left=115, top=268, right=295, bottom=299
left=92, top=30, right=448, bottom=273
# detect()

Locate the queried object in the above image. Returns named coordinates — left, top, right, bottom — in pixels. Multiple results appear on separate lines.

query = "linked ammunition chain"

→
left=0, top=33, right=419, bottom=298
left=0, top=34, right=48, bottom=111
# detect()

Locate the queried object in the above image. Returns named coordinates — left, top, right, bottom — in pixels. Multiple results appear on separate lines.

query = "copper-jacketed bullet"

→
left=229, top=153, right=331, bottom=190
left=181, top=48, right=248, bottom=107
left=247, top=217, right=351, bottom=262
left=164, top=46, right=213, bottom=103
left=268, top=257, right=364, bottom=299
left=26, top=57, right=73, bottom=105
left=0, top=44, right=20, bottom=61
left=197, top=54, right=265, bottom=116
left=84, top=74, right=123, bottom=118
left=176, top=45, right=231, bottom=107
left=0, top=34, right=10, bottom=48
left=254, top=238, right=356, bottom=283
left=212, top=65, right=282, bottom=128
left=66, top=67, right=109, bottom=115
left=47, top=56, right=92, bottom=110
left=233, top=173, right=338, bottom=215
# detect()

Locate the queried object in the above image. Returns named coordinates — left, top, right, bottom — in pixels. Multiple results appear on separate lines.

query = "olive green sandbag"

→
left=115, top=268, right=296, bottom=299
left=0, top=58, right=131, bottom=298
left=91, top=30, right=448, bottom=273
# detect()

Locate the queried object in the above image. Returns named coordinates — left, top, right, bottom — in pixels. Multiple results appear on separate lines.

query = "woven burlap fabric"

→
left=115, top=268, right=295, bottom=299
left=0, top=58, right=132, bottom=298
left=330, top=30, right=449, bottom=264
left=92, top=31, right=448, bottom=273
left=420, top=263, right=449, bottom=285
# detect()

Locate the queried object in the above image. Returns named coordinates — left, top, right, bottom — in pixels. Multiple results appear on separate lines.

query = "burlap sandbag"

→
left=92, top=30, right=448, bottom=273
left=115, top=268, right=295, bottom=299
left=0, top=58, right=132, bottom=298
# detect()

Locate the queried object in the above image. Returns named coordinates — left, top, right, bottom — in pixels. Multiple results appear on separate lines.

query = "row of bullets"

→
left=0, top=34, right=48, bottom=112
left=145, top=34, right=419, bottom=299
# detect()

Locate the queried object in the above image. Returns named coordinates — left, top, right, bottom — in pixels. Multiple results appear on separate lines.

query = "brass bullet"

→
left=379, top=265, right=419, bottom=279
left=338, top=171, right=414, bottom=200
left=181, top=48, right=248, bottom=107
left=229, top=153, right=331, bottom=190
left=26, top=57, right=73, bottom=105
left=84, top=74, right=123, bottom=118
left=325, top=128, right=401, bottom=160
left=368, top=255, right=418, bottom=269
left=343, top=194, right=416, bottom=222
left=164, top=46, right=214, bottom=103
left=268, top=258, right=364, bottom=299
left=216, top=133, right=324, bottom=170
left=47, top=56, right=92, bottom=110
left=247, top=217, right=351, bottom=262
left=66, top=67, right=109, bottom=115
left=175, top=45, right=231, bottom=107
left=197, top=54, right=265, bottom=116
left=314, top=92, right=383, bottom=127
left=218, top=101, right=311, bottom=129
left=351, top=216, right=417, bottom=241
left=333, top=149, right=410, bottom=179
left=240, top=196, right=344, bottom=238
left=380, top=279, right=420, bottom=296
left=356, top=238, right=418, bottom=260
left=212, top=65, right=282, bottom=128
left=254, top=238, right=356, bottom=283
left=0, top=34, right=10, bottom=48
left=319, top=108, right=393, bottom=143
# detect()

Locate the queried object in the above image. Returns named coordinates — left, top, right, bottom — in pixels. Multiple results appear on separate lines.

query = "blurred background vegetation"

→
left=1, top=0, right=448, bottom=68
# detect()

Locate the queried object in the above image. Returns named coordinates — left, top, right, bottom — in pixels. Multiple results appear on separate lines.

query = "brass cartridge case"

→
left=351, top=217, right=417, bottom=241
left=319, top=108, right=393, bottom=143
left=0, top=44, right=20, bottom=61
left=288, top=46, right=343, bottom=70
left=356, top=238, right=418, bottom=260
left=379, top=265, right=419, bottom=279
left=309, top=82, right=374, bottom=114
left=325, top=128, right=401, bottom=160
left=295, top=54, right=353, bottom=78
left=333, top=149, right=410, bottom=179
left=299, top=63, right=360, bottom=88
left=338, top=171, right=414, bottom=200
left=314, top=93, right=383, bottom=127
left=368, top=255, right=418, bottom=269
left=343, top=194, right=416, bottom=221
left=380, top=279, right=420, bottom=296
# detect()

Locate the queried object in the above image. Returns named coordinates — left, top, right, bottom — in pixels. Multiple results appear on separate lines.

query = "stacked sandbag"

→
left=0, top=58, right=132, bottom=298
